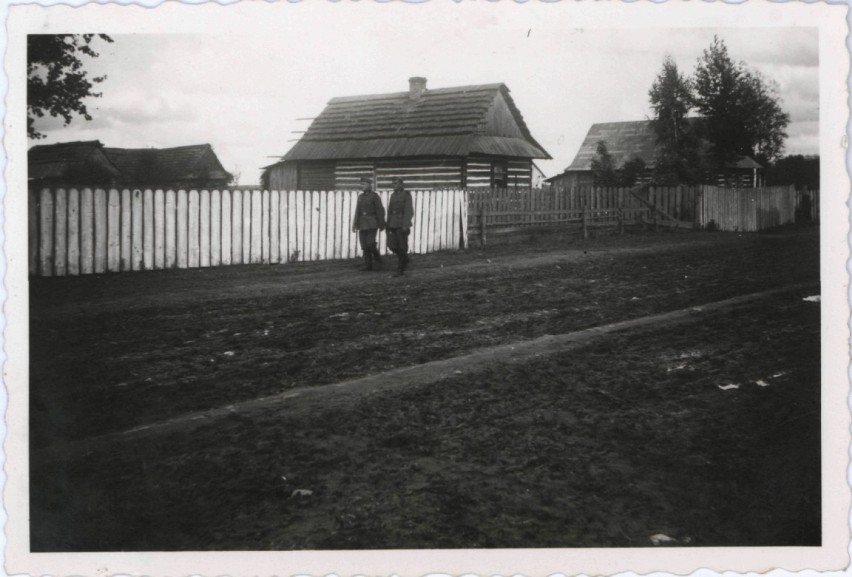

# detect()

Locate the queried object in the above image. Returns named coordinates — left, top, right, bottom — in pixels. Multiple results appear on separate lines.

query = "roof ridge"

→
left=104, top=144, right=212, bottom=153
left=329, top=83, right=505, bottom=103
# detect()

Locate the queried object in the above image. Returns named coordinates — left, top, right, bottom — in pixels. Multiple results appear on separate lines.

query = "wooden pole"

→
left=649, top=189, right=660, bottom=232
left=693, top=186, right=700, bottom=229
left=479, top=204, right=487, bottom=247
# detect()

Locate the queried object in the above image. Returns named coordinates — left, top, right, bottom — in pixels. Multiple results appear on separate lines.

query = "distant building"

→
left=28, top=140, right=121, bottom=187
left=263, top=77, right=551, bottom=191
left=547, top=120, right=763, bottom=189
left=29, top=141, right=232, bottom=190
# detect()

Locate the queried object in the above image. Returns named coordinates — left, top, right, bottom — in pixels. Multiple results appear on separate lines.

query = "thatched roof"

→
left=564, top=119, right=762, bottom=172
left=275, top=82, right=550, bottom=163
left=28, top=140, right=121, bottom=182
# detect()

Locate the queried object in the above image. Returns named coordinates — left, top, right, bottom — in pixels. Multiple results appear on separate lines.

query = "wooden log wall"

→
left=29, top=187, right=468, bottom=277
left=375, top=159, right=463, bottom=191
left=464, top=158, right=532, bottom=189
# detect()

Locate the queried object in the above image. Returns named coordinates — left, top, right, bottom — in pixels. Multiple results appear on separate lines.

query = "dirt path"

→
left=30, top=232, right=752, bottom=317
left=33, top=280, right=817, bottom=463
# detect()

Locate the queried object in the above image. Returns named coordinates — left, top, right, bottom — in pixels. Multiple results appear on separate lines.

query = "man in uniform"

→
left=386, top=176, right=414, bottom=276
left=352, top=176, right=385, bottom=271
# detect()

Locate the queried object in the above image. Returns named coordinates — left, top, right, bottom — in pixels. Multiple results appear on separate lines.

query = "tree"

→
left=590, top=141, right=646, bottom=187
left=692, top=36, right=789, bottom=168
left=765, top=155, right=820, bottom=190
left=649, top=56, right=694, bottom=155
left=648, top=56, right=703, bottom=184
left=590, top=141, right=618, bottom=186
left=618, top=157, right=646, bottom=187
left=739, top=69, right=791, bottom=165
left=28, top=34, right=113, bottom=139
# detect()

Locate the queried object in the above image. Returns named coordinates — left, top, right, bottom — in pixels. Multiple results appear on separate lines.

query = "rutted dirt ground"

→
left=29, top=227, right=821, bottom=550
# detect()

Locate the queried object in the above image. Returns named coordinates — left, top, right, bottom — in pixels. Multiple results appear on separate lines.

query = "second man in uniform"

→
left=386, top=176, right=414, bottom=276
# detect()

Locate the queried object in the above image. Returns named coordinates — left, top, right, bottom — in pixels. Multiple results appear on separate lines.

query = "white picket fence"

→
left=29, top=187, right=469, bottom=277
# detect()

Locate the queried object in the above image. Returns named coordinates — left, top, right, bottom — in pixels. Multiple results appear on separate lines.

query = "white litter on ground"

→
left=223, top=351, right=235, bottom=357
left=650, top=533, right=677, bottom=545
left=717, top=383, right=740, bottom=391
left=802, top=295, right=820, bottom=302
left=290, top=489, right=313, bottom=498
left=756, top=380, right=771, bottom=387
left=772, top=371, right=788, bottom=378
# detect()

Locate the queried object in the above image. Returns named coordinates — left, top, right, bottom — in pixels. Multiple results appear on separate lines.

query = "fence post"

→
left=582, top=208, right=588, bottom=239
left=618, top=207, right=624, bottom=235
left=693, top=186, right=700, bottom=229
left=479, top=204, right=487, bottom=247
left=652, top=188, right=659, bottom=232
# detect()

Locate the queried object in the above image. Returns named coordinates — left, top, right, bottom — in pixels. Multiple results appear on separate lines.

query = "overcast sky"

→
left=27, top=9, right=819, bottom=185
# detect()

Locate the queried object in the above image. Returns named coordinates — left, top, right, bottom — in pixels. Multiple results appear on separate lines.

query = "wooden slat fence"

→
left=29, top=187, right=468, bottom=277
left=467, top=186, right=697, bottom=236
left=468, top=185, right=814, bottom=239
left=796, top=189, right=820, bottom=223
left=696, top=185, right=810, bottom=231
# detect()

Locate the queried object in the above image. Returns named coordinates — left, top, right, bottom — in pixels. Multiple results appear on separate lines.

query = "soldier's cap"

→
left=391, top=176, right=404, bottom=183
left=360, top=176, right=373, bottom=184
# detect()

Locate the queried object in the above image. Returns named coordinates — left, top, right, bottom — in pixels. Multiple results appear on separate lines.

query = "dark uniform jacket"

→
left=387, top=190, right=414, bottom=230
left=352, top=191, right=386, bottom=231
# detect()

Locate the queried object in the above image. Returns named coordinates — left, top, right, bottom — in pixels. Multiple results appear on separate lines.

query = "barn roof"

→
left=563, top=119, right=762, bottom=173
left=28, top=140, right=121, bottom=181
left=29, top=141, right=232, bottom=185
left=566, top=121, right=660, bottom=171
left=104, top=144, right=232, bottom=184
left=276, top=81, right=550, bottom=163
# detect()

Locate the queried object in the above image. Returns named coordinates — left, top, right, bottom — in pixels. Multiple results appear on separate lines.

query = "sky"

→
left=27, top=6, right=820, bottom=186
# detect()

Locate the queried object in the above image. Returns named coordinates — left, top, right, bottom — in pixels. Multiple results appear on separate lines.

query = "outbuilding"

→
left=548, top=120, right=763, bottom=189
left=28, top=140, right=232, bottom=190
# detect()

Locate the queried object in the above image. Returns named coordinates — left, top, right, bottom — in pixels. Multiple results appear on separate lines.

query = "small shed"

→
left=28, top=141, right=232, bottom=190
left=548, top=120, right=763, bottom=188
left=263, top=77, right=551, bottom=191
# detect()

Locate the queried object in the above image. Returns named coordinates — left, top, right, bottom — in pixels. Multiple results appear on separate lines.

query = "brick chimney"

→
left=409, top=77, right=427, bottom=100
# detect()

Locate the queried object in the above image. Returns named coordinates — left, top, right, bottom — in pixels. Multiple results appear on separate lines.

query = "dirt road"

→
left=29, top=227, right=822, bottom=550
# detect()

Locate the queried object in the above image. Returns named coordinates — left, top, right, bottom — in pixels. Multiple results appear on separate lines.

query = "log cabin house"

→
left=28, top=141, right=232, bottom=190
left=262, top=77, right=551, bottom=191
left=547, top=120, right=764, bottom=189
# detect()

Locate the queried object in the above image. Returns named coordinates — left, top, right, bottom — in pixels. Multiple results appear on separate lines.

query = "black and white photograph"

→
left=4, top=1, right=850, bottom=576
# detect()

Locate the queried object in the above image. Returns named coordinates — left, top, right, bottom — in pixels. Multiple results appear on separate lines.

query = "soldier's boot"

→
left=394, top=255, right=405, bottom=277
left=362, top=250, right=373, bottom=271
left=371, top=244, right=383, bottom=267
left=401, top=252, right=410, bottom=273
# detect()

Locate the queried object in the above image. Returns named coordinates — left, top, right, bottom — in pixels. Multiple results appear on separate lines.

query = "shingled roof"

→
left=104, top=144, right=232, bottom=184
left=565, top=119, right=762, bottom=172
left=29, top=141, right=232, bottom=186
left=28, top=140, right=121, bottom=182
left=278, top=81, right=551, bottom=162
